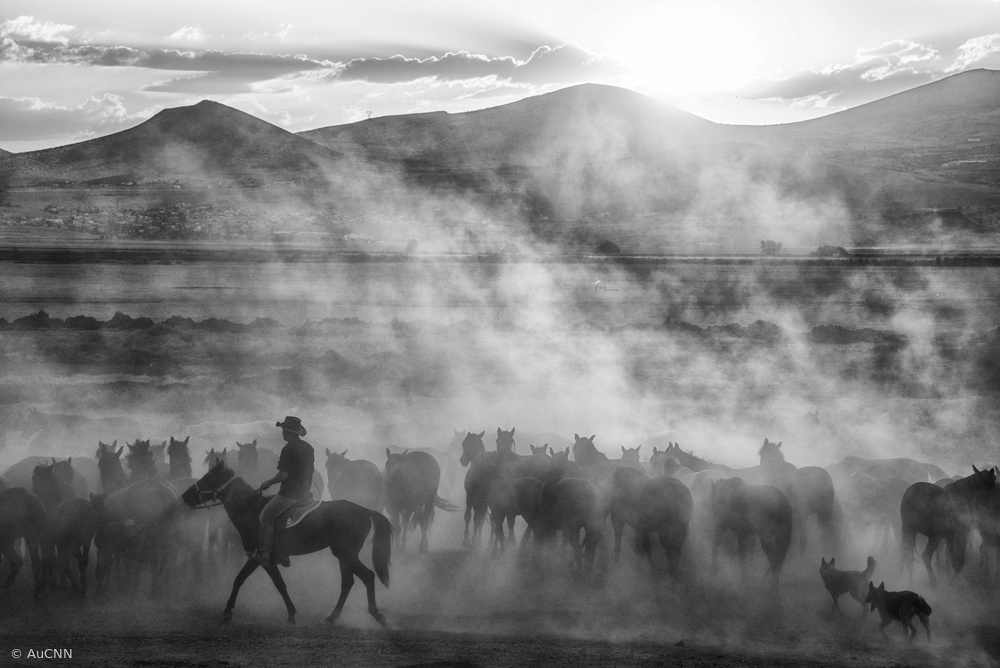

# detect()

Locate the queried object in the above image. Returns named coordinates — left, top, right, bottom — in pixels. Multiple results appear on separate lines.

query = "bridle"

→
left=191, top=470, right=238, bottom=509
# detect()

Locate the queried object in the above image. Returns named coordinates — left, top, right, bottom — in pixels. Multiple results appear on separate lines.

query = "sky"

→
left=1, top=0, right=999, bottom=152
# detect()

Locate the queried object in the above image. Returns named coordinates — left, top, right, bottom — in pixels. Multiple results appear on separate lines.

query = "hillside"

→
left=5, top=101, right=344, bottom=189
left=2, top=72, right=1000, bottom=250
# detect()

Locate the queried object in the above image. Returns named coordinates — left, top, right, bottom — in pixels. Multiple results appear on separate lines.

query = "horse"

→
left=826, top=455, right=950, bottom=489
left=2, top=456, right=89, bottom=497
left=842, top=472, right=909, bottom=553
left=490, top=428, right=554, bottom=546
left=634, top=476, right=693, bottom=579
left=537, top=473, right=604, bottom=573
left=758, top=439, right=839, bottom=553
left=125, top=439, right=158, bottom=481
left=325, top=449, right=382, bottom=511
left=96, top=441, right=128, bottom=493
left=0, top=487, right=46, bottom=599
left=166, top=436, right=193, bottom=480
left=487, top=476, right=546, bottom=552
left=460, top=431, right=497, bottom=548
left=551, top=447, right=586, bottom=479
left=384, top=449, right=456, bottom=553
left=899, top=466, right=997, bottom=586
left=92, top=476, right=179, bottom=596
left=710, top=477, right=792, bottom=582
left=605, top=466, right=650, bottom=562
left=572, top=435, right=646, bottom=480
left=181, top=460, right=392, bottom=626
left=31, top=463, right=95, bottom=596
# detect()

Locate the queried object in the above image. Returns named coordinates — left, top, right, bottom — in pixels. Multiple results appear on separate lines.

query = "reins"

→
left=191, top=471, right=239, bottom=509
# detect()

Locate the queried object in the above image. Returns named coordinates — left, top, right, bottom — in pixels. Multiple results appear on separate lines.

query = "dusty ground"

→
left=2, top=540, right=999, bottom=668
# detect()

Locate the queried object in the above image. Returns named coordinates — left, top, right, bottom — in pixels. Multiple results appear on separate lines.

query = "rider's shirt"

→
left=277, top=438, right=315, bottom=499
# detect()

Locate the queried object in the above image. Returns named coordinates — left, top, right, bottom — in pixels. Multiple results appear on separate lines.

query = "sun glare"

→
left=609, top=4, right=763, bottom=96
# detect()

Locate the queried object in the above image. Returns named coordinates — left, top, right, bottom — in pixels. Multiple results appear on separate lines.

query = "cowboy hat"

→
left=275, top=416, right=307, bottom=436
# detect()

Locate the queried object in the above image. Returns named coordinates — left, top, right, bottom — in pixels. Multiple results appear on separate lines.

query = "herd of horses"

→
left=0, top=424, right=998, bottom=629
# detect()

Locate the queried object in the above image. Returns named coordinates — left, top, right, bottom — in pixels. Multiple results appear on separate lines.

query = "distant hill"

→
left=2, top=72, right=1000, bottom=249
left=5, top=101, right=343, bottom=189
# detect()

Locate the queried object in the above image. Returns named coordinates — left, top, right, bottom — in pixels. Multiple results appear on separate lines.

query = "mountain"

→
left=5, top=101, right=343, bottom=188
left=2, top=72, right=999, bottom=249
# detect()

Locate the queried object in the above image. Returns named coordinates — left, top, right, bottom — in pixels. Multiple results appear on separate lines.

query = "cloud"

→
left=510, top=44, right=623, bottom=84
left=333, top=43, right=624, bottom=85
left=740, top=40, right=939, bottom=107
left=0, top=93, right=154, bottom=142
left=946, top=33, right=1000, bottom=72
left=169, top=26, right=207, bottom=42
left=0, top=15, right=74, bottom=44
left=337, top=51, right=517, bottom=84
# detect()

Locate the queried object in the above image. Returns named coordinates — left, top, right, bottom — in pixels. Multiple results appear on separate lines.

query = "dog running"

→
left=819, top=556, right=876, bottom=615
left=865, top=580, right=932, bottom=642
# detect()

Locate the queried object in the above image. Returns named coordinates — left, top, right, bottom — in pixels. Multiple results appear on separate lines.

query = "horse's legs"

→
left=418, top=504, right=433, bottom=554
left=737, top=534, right=749, bottom=581
left=900, top=526, right=917, bottom=585
left=921, top=535, right=940, bottom=587
left=25, top=536, right=44, bottom=600
left=472, top=502, right=487, bottom=549
left=399, top=510, right=413, bottom=552
left=506, top=514, right=516, bottom=547
left=326, top=558, right=355, bottom=624
left=77, top=542, right=90, bottom=598
left=261, top=562, right=297, bottom=624
left=222, top=559, right=261, bottom=622
left=353, top=559, right=389, bottom=629
left=611, top=515, right=625, bottom=563
left=463, top=501, right=473, bottom=548
left=2, top=542, right=23, bottom=589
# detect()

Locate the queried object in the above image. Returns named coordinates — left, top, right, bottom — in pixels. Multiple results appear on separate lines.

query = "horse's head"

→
left=551, top=447, right=571, bottom=466
left=89, top=492, right=106, bottom=516
left=126, top=439, right=157, bottom=480
left=572, top=434, right=599, bottom=464
left=621, top=445, right=641, bottom=461
left=204, top=447, right=230, bottom=468
left=758, top=438, right=784, bottom=464
left=32, top=463, right=60, bottom=502
left=529, top=443, right=549, bottom=456
left=326, top=448, right=349, bottom=473
left=182, top=459, right=238, bottom=509
left=449, top=429, right=466, bottom=451
left=51, top=456, right=76, bottom=487
left=496, top=428, right=516, bottom=455
left=167, top=436, right=191, bottom=460
left=236, top=440, right=258, bottom=468
left=151, top=441, right=167, bottom=464
left=459, top=431, right=486, bottom=467
left=384, top=448, right=408, bottom=475
left=96, top=439, right=119, bottom=460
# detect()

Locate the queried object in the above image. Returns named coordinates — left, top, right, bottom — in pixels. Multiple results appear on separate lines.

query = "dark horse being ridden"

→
left=182, top=460, right=392, bottom=626
left=900, top=465, right=997, bottom=586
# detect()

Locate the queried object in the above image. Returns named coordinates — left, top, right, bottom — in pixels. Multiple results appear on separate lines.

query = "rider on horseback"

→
left=250, top=416, right=315, bottom=566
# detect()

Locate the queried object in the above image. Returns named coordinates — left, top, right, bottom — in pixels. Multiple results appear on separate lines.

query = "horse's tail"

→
left=770, top=513, right=793, bottom=575
left=434, top=494, right=459, bottom=512
left=370, top=510, right=392, bottom=588
left=864, top=555, right=877, bottom=579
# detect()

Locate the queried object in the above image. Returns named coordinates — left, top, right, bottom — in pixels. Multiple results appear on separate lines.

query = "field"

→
left=1, top=253, right=1000, bottom=666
